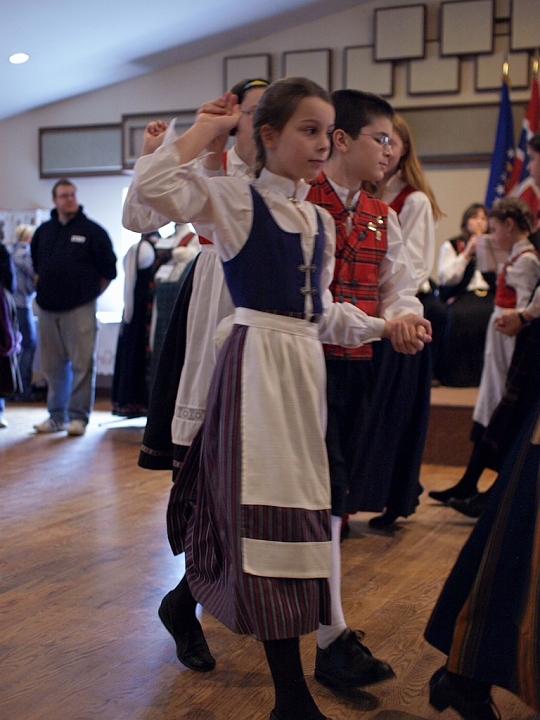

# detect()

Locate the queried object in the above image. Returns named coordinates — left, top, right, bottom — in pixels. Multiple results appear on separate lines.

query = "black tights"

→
left=168, top=575, right=199, bottom=634
left=263, top=638, right=326, bottom=720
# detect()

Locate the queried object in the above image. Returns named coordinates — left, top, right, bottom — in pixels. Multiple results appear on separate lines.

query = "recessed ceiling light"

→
left=9, top=53, right=29, bottom=64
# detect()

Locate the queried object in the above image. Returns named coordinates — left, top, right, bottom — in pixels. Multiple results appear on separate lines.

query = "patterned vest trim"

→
left=389, top=185, right=415, bottom=216
left=308, top=173, right=388, bottom=359
left=495, top=248, right=539, bottom=309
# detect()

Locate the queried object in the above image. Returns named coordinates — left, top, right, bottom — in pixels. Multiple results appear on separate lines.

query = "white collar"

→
left=324, top=174, right=360, bottom=209
left=255, top=168, right=311, bottom=201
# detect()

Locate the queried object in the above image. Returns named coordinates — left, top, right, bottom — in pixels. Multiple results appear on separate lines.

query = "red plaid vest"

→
left=308, top=173, right=388, bottom=359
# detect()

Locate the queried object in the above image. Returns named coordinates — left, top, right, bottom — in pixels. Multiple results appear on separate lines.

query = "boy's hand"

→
left=382, top=314, right=432, bottom=354
left=141, top=120, right=169, bottom=156
left=495, top=309, right=530, bottom=336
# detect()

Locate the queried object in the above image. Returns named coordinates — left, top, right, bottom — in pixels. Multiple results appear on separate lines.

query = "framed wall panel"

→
left=374, top=4, right=426, bottom=61
left=223, top=54, right=271, bottom=91
left=408, top=40, right=460, bottom=95
left=122, top=111, right=196, bottom=170
left=511, top=0, right=540, bottom=50
left=343, top=45, right=393, bottom=96
left=475, top=34, right=529, bottom=90
left=39, top=125, right=122, bottom=178
left=441, top=0, right=494, bottom=56
left=398, top=101, right=526, bottom=162
left=282, top=49, right=331, bottom=90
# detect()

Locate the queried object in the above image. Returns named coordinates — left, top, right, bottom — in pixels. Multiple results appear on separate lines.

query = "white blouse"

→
left=380, top=173, right=435, bottom=290
left=130, top=141, right=388, bottom=346
left=438, top=240, right=491, bottom=292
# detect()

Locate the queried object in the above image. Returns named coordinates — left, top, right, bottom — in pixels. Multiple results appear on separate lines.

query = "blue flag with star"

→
left=485, top=79, right=514, bottom=208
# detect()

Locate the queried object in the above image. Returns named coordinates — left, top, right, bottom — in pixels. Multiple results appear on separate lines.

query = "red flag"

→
left=506, top=76, right=540, bottom=193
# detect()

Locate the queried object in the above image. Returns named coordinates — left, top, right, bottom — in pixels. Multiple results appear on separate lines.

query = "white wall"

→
left=0, top=0, right=525, bottom=310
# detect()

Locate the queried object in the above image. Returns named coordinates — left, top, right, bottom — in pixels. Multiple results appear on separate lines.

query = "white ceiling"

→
left=1, top=0, right=363, bottom=122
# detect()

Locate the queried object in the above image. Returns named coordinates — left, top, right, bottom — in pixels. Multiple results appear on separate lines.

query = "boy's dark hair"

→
left=528, top=132, right=540, bottom=154
left=331, top=89, right=394, bottom=139
left=489, top=196, right=535, bottom=235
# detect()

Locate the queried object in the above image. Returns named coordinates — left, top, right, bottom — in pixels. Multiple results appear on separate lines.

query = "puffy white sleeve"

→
left=132, top=143, right=252, bottom=260
left=507, top=253, right=540, bottom=309
left=398, top=191, right=435, bottom=288
left=122, top=181, right=172, bottom=233
left=317, top=210, right=386, bottom=346
left=376, top=209, right=424, bottom=318
left=525, top=284, right=540, bottom=318
left=438, top=240, right=468, bottom=285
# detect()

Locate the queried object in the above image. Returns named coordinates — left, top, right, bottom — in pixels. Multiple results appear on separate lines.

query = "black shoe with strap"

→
left=158, top=591, right=216, bottom=671
left=368, top=509, right=398, bottom=529
left=429, top=666, right=500, bottom=720
left=315, top=629, right=395, bottom=690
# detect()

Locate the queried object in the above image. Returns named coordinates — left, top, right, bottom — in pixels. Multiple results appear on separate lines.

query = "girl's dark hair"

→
left=252, top=76, right=331, bottom=178
left=488, top=196, right=535, bottom=235
left=461, top=202, right=487, bottom=236
left=229, top=78, right=270, bottom=136
left=528, top=132, right=540, bottom=154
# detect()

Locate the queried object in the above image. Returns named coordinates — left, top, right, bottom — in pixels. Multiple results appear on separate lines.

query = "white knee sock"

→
left=317, top=514, right=348, bottom=649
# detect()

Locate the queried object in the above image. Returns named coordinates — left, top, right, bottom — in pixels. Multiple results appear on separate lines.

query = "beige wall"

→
left=0, top=0, right=527, bottom=310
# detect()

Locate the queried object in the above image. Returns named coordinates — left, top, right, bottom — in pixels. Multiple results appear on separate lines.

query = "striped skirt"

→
left=425, top=401, right=540, bottom=710
left=167, top=309, right=332, bottom=641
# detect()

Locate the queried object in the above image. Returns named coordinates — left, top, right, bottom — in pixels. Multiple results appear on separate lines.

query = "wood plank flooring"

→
left=0, top=400, right=537, bottom=720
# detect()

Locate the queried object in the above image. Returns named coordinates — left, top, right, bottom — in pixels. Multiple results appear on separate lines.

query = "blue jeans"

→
left=16, top=305, right=37, bottom=397
left=37, top=301, right=98, bottom=424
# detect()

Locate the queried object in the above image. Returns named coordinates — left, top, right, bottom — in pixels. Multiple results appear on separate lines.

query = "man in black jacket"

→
left=31, top=179, right=117, bottom=435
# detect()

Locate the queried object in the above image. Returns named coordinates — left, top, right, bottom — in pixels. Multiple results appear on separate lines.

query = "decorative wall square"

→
left=282, top=49, right=331, bottom=90
left=374, top=5, right=426, bottom=61
left=223, top=54, right=271, bottom=91
left=40, top=125, right=122, bottom=178
left=408, top=41, right=460, bottom=95
left=441, top=0, right=494, bottom=55
left=476, top=34, right=529, bottom=90
left=511, top=0, right=540, bottom=50
left=343, top=46, right=393, bottom=96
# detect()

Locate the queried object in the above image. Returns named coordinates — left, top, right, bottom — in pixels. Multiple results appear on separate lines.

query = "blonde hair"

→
left=387, top=114, right=444, bottom=222
left=14, top=224, right=35, bottom=243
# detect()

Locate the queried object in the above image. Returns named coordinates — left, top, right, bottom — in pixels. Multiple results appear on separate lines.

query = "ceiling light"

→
left=9, top=53, right=29, bottom=64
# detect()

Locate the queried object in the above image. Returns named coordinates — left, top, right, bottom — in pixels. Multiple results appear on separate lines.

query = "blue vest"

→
left=222, top=186, right=324, bottom=315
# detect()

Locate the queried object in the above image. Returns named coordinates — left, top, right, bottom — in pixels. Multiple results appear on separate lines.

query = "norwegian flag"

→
left=507, top=76, right=540, bottom=226
left=506, top=76, right=539, bottom=192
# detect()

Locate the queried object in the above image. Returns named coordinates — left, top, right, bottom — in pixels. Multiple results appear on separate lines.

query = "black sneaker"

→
left=158, top=591, right=216, bottom=671
left=315, top=629, right=395, bottom=690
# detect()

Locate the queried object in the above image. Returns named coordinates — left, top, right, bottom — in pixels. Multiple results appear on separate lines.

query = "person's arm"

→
left=505, top=252, right=540, bottom=309
left=396, top=191, right=435, bottom=289
left=317, top=211, right=430, bottom=353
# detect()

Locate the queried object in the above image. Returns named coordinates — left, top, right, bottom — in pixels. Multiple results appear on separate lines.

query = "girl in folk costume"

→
left=123, top=79, right=269, bottom=467
left=129, top=77, right=428, bottom=720
left=354, top=111, right=442, bottom=528
left=438, top=203, right=496, bottom=388
left=472, top=198, right=540, bottom=439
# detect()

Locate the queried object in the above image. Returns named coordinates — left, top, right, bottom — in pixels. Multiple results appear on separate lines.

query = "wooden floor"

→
left=0, top=400, right=537, bottom=720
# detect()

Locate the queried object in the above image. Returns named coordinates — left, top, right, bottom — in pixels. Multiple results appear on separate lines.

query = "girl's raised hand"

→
left=196, top=92, right=241, bottom=135
left=142, top=120, right=169, bottom=156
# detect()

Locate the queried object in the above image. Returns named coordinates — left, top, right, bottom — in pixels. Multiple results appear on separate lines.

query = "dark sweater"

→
left=31, top=206, right=117, bottom=312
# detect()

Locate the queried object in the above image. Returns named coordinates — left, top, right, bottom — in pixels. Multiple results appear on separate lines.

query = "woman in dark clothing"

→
left=0, top=243, right=22, bottom=427
left=425, top=397, right=540, bottom=720
left=438, top=203, right=496, bottom=387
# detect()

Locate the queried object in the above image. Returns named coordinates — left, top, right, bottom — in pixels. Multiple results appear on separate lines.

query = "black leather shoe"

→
left=315, top=628, right=395, bottom=690
left=429, top=486, right=476, bottom=503
left=368, top=510, right=398, bottom=529
left=448, top=493, right=489, bottom=518
left=158, top=591, right=216, bottom=671
left=429, top=666, right=499, bottom=720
